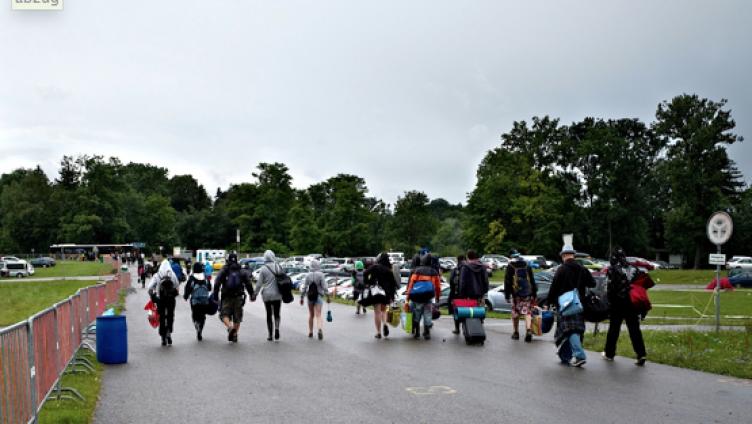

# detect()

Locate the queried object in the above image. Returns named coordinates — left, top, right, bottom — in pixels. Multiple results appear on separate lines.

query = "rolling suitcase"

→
left=462, top=317, right=486, bottom=345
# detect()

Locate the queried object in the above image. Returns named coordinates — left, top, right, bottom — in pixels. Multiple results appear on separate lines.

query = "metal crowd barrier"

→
left=0, top=268, right=131, bottom=424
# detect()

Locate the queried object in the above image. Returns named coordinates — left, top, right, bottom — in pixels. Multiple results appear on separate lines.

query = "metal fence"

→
left=0, top=270, right=131, bottom=424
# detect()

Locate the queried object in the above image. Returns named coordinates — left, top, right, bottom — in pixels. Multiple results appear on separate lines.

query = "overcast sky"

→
left=1, top=1, right=750, bottom=205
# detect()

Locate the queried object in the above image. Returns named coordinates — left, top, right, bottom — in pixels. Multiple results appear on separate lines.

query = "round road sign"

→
left=707, top=211, right=733, bottom=245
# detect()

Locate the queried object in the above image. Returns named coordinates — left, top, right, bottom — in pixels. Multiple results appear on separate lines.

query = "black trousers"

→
left=157, top=296, right=176, bottom=337
left=605, top=307, right=646, bottom=358
left=190, top=304, right=207, bottom=331
left=264, top=300, right=281, bottom=336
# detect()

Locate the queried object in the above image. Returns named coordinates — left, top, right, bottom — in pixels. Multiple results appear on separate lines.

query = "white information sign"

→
left=707, top=212, right=733, bottom=245
left=708, top=254, right=726, bottom=266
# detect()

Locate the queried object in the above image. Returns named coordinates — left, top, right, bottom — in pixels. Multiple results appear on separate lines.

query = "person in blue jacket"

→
left=204, top=259, right=214, bottom=283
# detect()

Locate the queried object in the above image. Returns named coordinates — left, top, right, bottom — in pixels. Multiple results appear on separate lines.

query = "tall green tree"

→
left=390, top=191, right=437, bottom=255
left=654, top=94, right=744, bottom=267
left=167, top=175, right=211, bottom=213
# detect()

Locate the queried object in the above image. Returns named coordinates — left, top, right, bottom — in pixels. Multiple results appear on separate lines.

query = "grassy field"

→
left=38, top=349, right=103, bottom=424
left=31, top=261, right=115, bottom=279
left=649, top=269, right=716, bottom=285
left=646, top=289, right=752, bottom=326
left=0, top=280, right=98, bottom=326
left=583, top=329, right=752, bottom=379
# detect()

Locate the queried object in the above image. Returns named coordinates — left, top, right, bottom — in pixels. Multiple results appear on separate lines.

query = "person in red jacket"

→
left=406, top=254, right=442, bottom=340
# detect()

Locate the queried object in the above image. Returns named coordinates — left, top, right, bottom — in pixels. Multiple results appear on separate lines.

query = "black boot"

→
left=413, top=323, right=420, bottom=339
left=424, top=325, right=431, bottom=340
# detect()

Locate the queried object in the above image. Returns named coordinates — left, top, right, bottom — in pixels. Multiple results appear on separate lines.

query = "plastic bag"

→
left=401, top=311, right=413, bottom=334
left=144, top=300, right=159, bottom=329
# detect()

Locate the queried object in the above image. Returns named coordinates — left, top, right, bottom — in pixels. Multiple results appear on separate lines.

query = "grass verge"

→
left=647, top=290, right=752, bottom=325
left=0, top=280, right=98, bottom=326
left=37, top=349, right=103, bottom=424
left=31, top=261, right=115, bottom=279
left=649, top=269, right=716, bottom=285
left=583, top=329, right=752, bottom=379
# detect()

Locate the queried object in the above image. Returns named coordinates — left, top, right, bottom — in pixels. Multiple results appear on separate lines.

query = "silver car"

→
left=485, top=272, right=553, bottom=312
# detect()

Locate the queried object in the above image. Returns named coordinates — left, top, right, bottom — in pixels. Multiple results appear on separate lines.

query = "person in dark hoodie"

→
left=363, top=252, right=398, bottom=339
left=603, top=248, right=647, bottom=366
left=212, top=253, right=254, bottom=343
left=183, top=262, right=212, bottom=341
left=447, top=254, right=465, bottom=334
left=405, top=254, right=442, bottom=340
left=504, top=250, right=538, bottom=342
left=546, top=243, right=596, bottom=367
left=458, top=250, right=489, bottom=306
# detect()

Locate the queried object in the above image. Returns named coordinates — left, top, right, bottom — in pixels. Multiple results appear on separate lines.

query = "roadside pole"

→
left=706, top=211, right=733, bottom=333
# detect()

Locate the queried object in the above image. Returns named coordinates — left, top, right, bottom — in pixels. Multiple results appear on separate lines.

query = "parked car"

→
left=4, top=261, right=30, bottom=278
left=575, top=258, right=603, bottom=271
left=30, top=257, right=56, bottom=268
left=486, top=272, right=553, bottom=312
left=521, top=255, right=549, bottom=269
left=439, top=259, right=456, bottom=272
left=626, top=257, right=655, bottom=271
left=726, top=270, right=752, bottom=288
left=727, top=257, right=752, bottom=270
left=481, top=254, right=509, bottom=270
left=0, top=261, right=7, bottom=277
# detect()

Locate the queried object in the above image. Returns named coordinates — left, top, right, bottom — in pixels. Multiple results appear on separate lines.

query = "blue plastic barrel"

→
left=96, top=315, right=128, bottom=364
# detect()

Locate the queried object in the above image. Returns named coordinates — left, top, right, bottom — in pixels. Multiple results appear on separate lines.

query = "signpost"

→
left=707, top=211, right=733, bottom=332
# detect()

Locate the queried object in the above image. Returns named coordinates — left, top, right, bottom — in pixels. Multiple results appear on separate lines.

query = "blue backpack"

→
left=191, top=280, right=210, bottom=305
left=225, top=270, right=242, bottom=293
left=410, top=280, right=435, bottom=303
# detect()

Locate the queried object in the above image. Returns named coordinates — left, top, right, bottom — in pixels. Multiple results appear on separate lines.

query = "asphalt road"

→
left=95, top=269, right=752, bottom=424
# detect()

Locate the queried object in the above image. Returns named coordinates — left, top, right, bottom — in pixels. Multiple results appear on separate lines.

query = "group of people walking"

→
left=142, top=244, right=648, bottom=368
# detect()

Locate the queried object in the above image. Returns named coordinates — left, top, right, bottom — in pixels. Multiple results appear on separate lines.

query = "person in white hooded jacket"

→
left=147, top=259, right=180, bottom=346
left=256, top=250, right=284, bottom=341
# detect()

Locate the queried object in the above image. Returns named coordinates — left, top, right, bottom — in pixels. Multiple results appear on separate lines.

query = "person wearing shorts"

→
left=212, top=253, right=254, bottom=343
left=300, top=259, right=329, bottom=339
left=504, top=250, right=538, bottom=342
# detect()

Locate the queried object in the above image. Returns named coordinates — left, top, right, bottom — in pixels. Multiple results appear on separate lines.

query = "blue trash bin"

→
left=96, top=315, right=128, bottom=364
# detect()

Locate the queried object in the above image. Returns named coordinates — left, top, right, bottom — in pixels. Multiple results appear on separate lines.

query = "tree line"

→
left=1, top=94, right=749, bottom=267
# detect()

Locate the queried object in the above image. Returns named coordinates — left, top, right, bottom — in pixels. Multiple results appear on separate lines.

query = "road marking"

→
left=405, top=386, right=457, bottom=396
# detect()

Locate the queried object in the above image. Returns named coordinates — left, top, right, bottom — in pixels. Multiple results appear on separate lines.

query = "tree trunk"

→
left=693, top=244, right=702, bottom=270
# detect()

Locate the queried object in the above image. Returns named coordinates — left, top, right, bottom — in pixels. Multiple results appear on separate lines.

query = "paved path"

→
left=95, top=270, right=752, bottom=424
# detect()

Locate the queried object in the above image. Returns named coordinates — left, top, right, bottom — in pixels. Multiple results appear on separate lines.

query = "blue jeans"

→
left=412, top=302, right=433, bottom=330
left=558, top=333, right=586, bottom=363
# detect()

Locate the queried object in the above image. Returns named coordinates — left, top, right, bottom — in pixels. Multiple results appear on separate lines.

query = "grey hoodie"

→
left=256, top=250, right=283, bottom=302
left=147, top=259, right=180, bottom=298
left=301, top=260, right=327, bottom=301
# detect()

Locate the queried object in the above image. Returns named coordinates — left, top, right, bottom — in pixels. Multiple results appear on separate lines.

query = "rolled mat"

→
left=454, top=307, right=486, bottom=319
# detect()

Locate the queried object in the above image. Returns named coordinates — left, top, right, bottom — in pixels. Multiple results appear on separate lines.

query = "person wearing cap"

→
left=300, top=259, right=330, bottom=339
left=211, top=253, right=254, bottom=343
left=183, top=262, right=212, bottom=341
left=351, top=261, right=367, bottom=315
left=546, top=243, right=596, bottom=367
left=504, top=249, right=538, bottom=342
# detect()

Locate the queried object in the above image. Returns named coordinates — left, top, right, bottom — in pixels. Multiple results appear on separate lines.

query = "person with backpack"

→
left=212, top=253, right=254, bottom=343
left=183, top=262, right=213, bottom=341
left=447, top=254, right=465, bottom=334
left=351, top=261, right=367, bottom=315
left=457, top=250, right=490, bottom=305
left=405, top=254, right=442, bottom=340
left=300, top=259, right=329, bottom=339
left=602, top=248, right=647, bottom=366
left=504, top=250, right=538, bottom=342
left=147, top=259, right=180, bottom=346
left=545, top=243, right=596, bottom=367
left=170, top=258, right=186, bottom=283
left=255, top=250, right=286, bottom=341
left=363, top=252, right=398, bottom=339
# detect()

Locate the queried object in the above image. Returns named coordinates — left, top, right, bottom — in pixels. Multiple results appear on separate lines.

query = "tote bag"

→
left=558, top=289, right=583, bottom=317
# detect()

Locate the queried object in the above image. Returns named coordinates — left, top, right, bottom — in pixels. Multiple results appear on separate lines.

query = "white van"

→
left=196, top=249, right=226, bottom=263
left=388, top=252, right=405, bottom=265
left=5, top=261, right=30, bottom=278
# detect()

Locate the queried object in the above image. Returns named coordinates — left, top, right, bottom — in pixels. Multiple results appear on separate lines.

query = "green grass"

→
left=646, top=290, right=752, bottom=326
left=38, top=349, right=103, bottom=424
left=649, top=269, right=717, bottom=285
left=30, top=261, right=115, bottom=279
left=583, top=329, right=752, bottom=379
left=0, top=280, right=97, bottom=326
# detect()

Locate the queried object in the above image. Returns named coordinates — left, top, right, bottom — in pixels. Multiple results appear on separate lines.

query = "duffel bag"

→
left=410, top=280, right=435, bottom=303
left=583, top=291, right=609, bottom=323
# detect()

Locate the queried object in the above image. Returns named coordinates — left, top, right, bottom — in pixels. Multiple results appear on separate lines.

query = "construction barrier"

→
left=0, top=266, right=129, bottom=424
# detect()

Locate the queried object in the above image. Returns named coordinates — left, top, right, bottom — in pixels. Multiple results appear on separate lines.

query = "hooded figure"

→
left=363, top=253, right=399, bottom=339
left=458, top=251, right=489, bottom=300
left=147, top=259, right=180, bottom=345
left=256, top=250, right=285, bottom=341
left=256, top=250, right=283, bottom=302
left=211, top=253, right=254, bottom=343
left=301, top=259, right=329, bottom=339
left=183, top=262, right=212, bottom=341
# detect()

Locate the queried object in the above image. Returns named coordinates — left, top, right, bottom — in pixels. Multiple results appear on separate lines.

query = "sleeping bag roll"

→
left=454, top=306, right=486, bottom=319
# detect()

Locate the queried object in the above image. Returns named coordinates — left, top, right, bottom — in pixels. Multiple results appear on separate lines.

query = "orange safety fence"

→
left=0, top=323, right=32, bottom=424
left=55, top=302, right=74, bottom=371
left=31, top=309, right=58, bottom=406
left=1, top=273, right=130, bottom=423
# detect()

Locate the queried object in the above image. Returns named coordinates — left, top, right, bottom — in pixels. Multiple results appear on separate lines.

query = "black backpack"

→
left=607, top=266, right=631, bottom=302
left=225, top=270, right=243, bottom=293
left=158, top=275, right=177, bottom=298
left=307, top=280, right=319, bottom=302
left=268, top=266, right=294, bottom=303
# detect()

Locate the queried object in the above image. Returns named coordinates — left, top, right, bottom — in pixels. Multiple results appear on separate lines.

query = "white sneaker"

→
left=601, top=352, right=614, bottom=361
left=570, top=357, right=586, bottom=367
